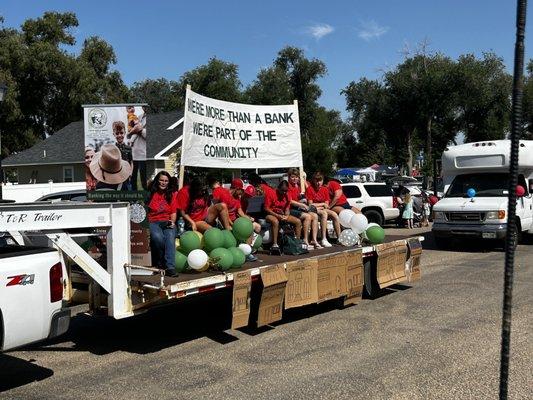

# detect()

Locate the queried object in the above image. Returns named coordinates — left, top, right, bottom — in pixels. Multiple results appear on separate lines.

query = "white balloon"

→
left=187, top=249, right=209, bottom=270
left=339, top=229, right=357, bottom=246
left=339, top=209, right=356, bottom=228
left=349, top=214, right=369, bottom=234
left=238, top=243, right=252, bottom=256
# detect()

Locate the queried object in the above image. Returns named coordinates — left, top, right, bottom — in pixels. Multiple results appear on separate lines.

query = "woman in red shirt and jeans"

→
left=147, top=171, right=178, bottom=276
left=264, top=180, right=302, bottom=253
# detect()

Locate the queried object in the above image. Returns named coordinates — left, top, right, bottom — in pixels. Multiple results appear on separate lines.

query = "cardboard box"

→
left=231, top=270, right=252, bottom=329
left=406, top=238, right=423, bottom=282
left=344, top=249, right=364, bottom=306
left=284, top=258, right=318, bottom=309
left=317, top=253, right=348, bottom=302
left=257, top=264, right=288, bottom=327
left=376, top=241, right=408, bottom=289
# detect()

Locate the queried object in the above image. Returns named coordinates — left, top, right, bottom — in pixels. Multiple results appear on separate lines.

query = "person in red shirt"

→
left=327, top=178, right=362, bottom=216
left=177, top=178, right=231, bottom=233
left=147, top=171, right=178, bottom=276
left=306, top=172, right=341, bottom=247
left=247, top=172, right=274, bottom=196
left=264, top=180, right=302, bottom=253
left=287, top=168, right=321, bottom=249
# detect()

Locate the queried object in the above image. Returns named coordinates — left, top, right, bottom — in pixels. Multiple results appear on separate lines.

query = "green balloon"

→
left=232, top=217, right=253, bottom=241
left=229, top=247, right=245, bottom=268
left=210, top=247, right=234, bottom=271
left=222, top=229, right=237, bottom=249
left=366, top=226, right=385, bottom=244
left=174, top=251, right=188, bottom=273
left=204, top=228, right=224, bottom=252
left=179, top=231, right=201, bottom=255
left=252, top=234, right=263, bottom=250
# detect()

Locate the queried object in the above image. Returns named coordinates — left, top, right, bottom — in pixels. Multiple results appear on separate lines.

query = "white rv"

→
left=432, top=140, right=533, bottom=247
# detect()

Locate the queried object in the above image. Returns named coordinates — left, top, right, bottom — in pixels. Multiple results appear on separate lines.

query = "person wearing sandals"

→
left=287, top=168, right=321, bottom=250
left=306, top=172, right=342, bottom=247
left=264, top=180, right=302, bottom=254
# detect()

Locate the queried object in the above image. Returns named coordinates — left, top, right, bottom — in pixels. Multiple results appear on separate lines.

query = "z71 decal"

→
left=6, top=274, right=35, bottom=286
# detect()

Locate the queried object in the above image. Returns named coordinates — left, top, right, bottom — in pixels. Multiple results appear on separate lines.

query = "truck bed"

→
left=130, top=233, right=419, bottom=305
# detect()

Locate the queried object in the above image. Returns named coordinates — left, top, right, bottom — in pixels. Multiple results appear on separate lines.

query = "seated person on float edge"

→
left=264, top=180, right=302, bottom=254
left=306, top=172, right=341, bottom=247
left=327, top=177, right=362, bottom=215
left=147, top=171, right=178, bottom=277
left=287, top=167, right=321, bottom=250
left=177, top=178, right=232, bottom=233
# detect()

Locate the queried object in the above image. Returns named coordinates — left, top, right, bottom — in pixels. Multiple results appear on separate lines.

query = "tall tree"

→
left=455, top=53, right=512, bottom=142
left=174, top=57, right=242, bottom=110
left=130, top=78, right=181, bottom=113
left=0, top=12, right=129, bottom=157
left=524, top=59, right=533, bottom=138
left=246, top=46, right=343, bottom=173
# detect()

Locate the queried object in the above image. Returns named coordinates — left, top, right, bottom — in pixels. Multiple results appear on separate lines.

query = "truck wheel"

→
left=434, top=236, right=451, bottom=250
left=363, top=209, right=384, bottom=226
left=363, top=256, right=382, bottom=298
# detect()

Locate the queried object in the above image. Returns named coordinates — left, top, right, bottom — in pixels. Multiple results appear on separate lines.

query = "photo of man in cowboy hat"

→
left=90, top=143, right=132, bottom=190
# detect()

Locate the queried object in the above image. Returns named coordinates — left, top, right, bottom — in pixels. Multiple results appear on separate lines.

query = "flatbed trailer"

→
left=0, top=201, right=423, bottom=329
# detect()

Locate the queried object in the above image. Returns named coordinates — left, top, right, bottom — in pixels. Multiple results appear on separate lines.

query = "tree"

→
left=173, top=57, right=242, bottom=110
left=246, top=46, right=343, bottom=173
left=0, top=12, right=129, bottom=157
left=521, top=59, right=533, bottom=138
left=455, top=53, right=511, bottom=142
left=130, top=78, right=181, bottom=113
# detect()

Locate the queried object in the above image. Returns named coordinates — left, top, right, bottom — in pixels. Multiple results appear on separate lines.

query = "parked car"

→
left=341, top=182, right=399, bottom=226
left=36, top=189, right=87, bottom=202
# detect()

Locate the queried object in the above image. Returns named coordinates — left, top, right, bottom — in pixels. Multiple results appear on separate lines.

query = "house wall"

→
left=7, top=164, right=85, bottom=184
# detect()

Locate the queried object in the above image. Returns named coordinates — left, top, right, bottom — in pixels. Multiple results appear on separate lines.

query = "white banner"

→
left=181, top=88, right=303, bottom=169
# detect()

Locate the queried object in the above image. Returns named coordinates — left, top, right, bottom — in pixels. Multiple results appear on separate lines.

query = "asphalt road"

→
left=1, top=227, right=532, bottom=399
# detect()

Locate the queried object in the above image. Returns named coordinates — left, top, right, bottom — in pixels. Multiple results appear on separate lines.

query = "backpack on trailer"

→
left=281, top=234, right=309, bottom=255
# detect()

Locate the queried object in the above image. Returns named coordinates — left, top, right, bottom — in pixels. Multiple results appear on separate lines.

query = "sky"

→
left=1, top=1, right=532, bottom=117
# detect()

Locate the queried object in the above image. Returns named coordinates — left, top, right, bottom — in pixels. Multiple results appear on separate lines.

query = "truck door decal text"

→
left=6, top=274, right=35, bottom=286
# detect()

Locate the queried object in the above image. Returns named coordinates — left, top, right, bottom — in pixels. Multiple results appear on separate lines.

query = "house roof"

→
left=3, top=111, right=183, bottom=167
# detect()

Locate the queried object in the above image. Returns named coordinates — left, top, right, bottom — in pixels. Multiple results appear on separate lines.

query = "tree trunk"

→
left=424, top=116, right=432, bottom=189
left=407, top=129, right=413, bottom=173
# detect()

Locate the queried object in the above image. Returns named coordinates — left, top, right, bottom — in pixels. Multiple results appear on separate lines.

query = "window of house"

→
left=63, top=166, right=74, bottom=183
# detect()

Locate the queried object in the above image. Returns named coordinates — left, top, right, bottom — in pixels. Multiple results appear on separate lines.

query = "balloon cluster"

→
left=175, top=217, right=261, bottom=272
left=338, top=209, right=386, bottom=246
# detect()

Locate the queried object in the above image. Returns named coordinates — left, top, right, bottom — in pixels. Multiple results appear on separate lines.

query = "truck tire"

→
left=434, top=236, right=452, bottom=250
left=363, top=209, right=384, bottom=226
left=363, top=256, right=382, bottom=298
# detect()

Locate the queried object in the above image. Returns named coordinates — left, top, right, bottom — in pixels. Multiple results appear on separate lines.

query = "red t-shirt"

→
left=212, top=186, right=241, bottom=221
left=264, top=189, right=290, bottom=214
left=259, top=183, right=274, bottom=196
left=148, top=191, right=178, bottom=223
left=305, top=185, right=330, bottom=204
left=177, top=186, right=209, bottom=222
left=176, top=185, right=189, bottom=212
left=327, top=180, right=348, bottom=206
left=288, top=182, right=303, bottom=202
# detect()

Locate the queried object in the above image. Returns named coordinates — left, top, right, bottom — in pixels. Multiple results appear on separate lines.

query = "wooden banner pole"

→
left=178, top=85, right=191, bottom=190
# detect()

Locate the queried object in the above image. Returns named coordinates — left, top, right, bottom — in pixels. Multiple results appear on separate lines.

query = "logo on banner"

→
left=88, top=108, right=108, bottom=129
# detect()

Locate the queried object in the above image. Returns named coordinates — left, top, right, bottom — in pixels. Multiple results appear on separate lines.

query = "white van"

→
left=432, top=140, right=533, bottom=248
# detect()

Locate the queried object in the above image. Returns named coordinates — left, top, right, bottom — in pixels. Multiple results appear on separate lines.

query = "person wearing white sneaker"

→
left=306, top=172, right=342, bottom=246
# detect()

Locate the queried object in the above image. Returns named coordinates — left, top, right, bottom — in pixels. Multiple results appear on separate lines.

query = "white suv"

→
left=341, top=182, right=399, bottom=226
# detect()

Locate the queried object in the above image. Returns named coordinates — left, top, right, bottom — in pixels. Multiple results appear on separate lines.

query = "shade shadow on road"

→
left=0, top=354, right=54, bottom=392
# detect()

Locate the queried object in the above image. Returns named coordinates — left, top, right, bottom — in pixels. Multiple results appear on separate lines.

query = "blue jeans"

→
left=150, top=222, right=176, bottom=271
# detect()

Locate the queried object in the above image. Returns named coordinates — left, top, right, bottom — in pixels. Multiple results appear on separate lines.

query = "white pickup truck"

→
left=0, top=238, right=70, bottom=351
